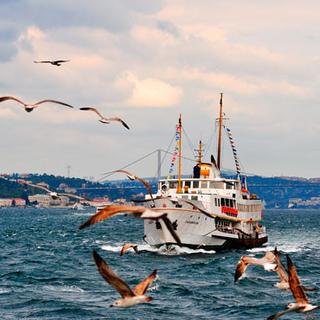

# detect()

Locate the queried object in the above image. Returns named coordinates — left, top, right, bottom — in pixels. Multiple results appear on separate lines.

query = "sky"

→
left=0, top=0, right=319, bottom=180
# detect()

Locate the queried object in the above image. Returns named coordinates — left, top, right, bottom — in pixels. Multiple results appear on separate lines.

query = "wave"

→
left=43, top=285, right=85, bottom=293
left=247, top=244, right=310, bottom=254
left=0, top=288, right=11, bottom=294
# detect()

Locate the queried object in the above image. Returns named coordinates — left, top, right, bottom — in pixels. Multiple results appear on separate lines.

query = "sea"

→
left=1, top=208, right=320, bottom=320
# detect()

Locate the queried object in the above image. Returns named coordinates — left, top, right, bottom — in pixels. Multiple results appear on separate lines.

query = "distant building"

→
left=28, top=194, right=69, bottom=207
left=58, top=183, right=76, bottom=194
left=0, top=198, right=26, bottom=207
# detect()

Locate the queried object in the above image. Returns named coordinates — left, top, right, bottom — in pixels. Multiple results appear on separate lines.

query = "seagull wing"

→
left=112, top=170, right=154, bottom=202
left=0, top=96, right=26, bottom=106
left=92, top=250, right=135, bottom=298
left=132, top=270, right=157, bottom=296
left=59, top=193, right=86, bottom=200
left=107, top=117, right=130, bottom=130
left=135, top=177, right=154, bottom=201
left=287, top=255, right=309, bottom=304
left=234, top=255, right=273, bottom=282
left=23, top=182, right=52, bottom=193
left=80, top=107, right=104, bottom=119
left=161, top=216, right=182, bottom=245
left=113, top=169, right=136, bottom=180
left=120, top=243, right=139, bottom=256
left=54, top=60, right=70, bottom=63
left=178, top=199, right=214, bottom=218
left=234, top=257, right=249, bottom=282
left=272, top=249, right=288, bottom=283
left=267, top=306, right=300, bottom=320
left=33, top=60, right=52, bottom=64
left=34, top=99, right=74, bottom=108
left=79, top=204, right=145, bottom=229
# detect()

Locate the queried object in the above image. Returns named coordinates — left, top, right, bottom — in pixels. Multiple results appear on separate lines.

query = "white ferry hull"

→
left=141, top=199, right=268, bottom=251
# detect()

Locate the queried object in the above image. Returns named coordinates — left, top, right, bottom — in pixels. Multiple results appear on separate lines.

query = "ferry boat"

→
left=141, top=94, right=268, bottom=251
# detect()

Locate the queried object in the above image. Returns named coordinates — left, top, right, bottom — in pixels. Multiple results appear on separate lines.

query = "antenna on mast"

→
left=195, top=140, right=203, bottom=164
left=217, top=93, right=223, bottom=170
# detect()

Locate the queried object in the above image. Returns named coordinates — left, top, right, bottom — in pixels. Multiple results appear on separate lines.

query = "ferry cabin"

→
left=155, top=162, right=263, bottom=221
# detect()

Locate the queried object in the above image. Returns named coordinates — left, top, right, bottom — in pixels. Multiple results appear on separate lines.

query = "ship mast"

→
left=195, top=140, right=203, bottom=164
left=217, top=93, right=223, bottom=170
left=177, top=114, right=183, bottom=193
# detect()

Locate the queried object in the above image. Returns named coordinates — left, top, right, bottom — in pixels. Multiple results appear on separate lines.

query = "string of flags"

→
left=224, top=125, right=241, bottom=174
left=168, top=124, right=181, bottom=176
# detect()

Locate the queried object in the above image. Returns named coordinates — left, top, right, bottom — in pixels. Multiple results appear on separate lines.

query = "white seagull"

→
left=0, top=96, right=74, bottom=112
left=93, top=250, right=156, bottom=308
left=111, top=169, right=154, bottom=204
left=33, top=59, right=70, bottom=66
left=80, top=107, right=130, bottom=129
left=18, top=181, right=59, bottom=200
left=267, top=255, right=318, bottom=319
left=78, top=204, right=181, bottom=245
left=234, top=249, right=278, bottom=282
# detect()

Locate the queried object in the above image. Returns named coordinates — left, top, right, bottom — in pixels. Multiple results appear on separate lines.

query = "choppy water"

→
left=1, top=208, right=320, bottom=319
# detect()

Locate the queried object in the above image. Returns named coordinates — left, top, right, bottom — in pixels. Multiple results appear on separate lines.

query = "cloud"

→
left=0, top=1, right=319, bottom=178
left=123, top=72, right=183, bottom=107
left=0, top=107, right=17, bottom=119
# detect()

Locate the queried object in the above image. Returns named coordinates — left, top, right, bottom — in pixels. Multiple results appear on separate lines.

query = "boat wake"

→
left=247, top=244, right=311, bottom=254
left=99, top=242, right=216, bottom=255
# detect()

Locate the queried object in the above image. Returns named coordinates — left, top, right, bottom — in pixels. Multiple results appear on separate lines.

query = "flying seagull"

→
left=18, top=181, right=59, bottom=200
left=235, top=248, right=317, bottom=291
left=0, top=96, right=74, bottom=112
left=267, top=255, right=318, bottom=319
left=111, top=169, right=154, bottom=204
left=120, top=243, right=139, bottom=256
left=93, top=250, right=156, bottom=307
left=78, top=204, right=181, bottom=245
left=234, top=249, right=278, bottom=282
left=33, top=59, right=70, bottom=66
left=79, top=107, right=130, bottom=130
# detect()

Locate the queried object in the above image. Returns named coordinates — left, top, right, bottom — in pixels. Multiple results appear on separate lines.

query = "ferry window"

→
left=214, top=198, right=217, bottom=206
left=169, top=181, right=177, bottom=189
left=184, top=181, right=191, bottom=187
left=191, top=196, right=198, bottom=201
left=226, top=183, right=233, bottom=190
left=192, top=181, right=199, bottom=188
left=221, top=198, right=225, bottom=206
left=218, top=199, right=220, bottom=206
left=225, top=199, right=230, bottom=207
left=201, top=181, right=208, bottom=188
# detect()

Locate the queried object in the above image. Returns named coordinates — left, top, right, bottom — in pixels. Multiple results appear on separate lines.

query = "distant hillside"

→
left=102, top=175, right=320, bottom=209
left=1, top=173, right=320, bottom=208
left=0, top=178, right=26, bottom=198
left=0, top=174, right=105, bottom=200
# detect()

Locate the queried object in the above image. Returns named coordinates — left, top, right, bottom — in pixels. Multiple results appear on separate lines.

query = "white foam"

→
left=72, top=212, right=93, bottom=217
left=247, top=244, right=306, bottom=254
left=148, top=283, right=160, bottom=292
left=100, top=242, right=216, bottom=255
left=0, top=288, right=11, bottom=294
left=101, top=244, right=123, bottom=253
left=43, top=285, right=84, bottom=293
